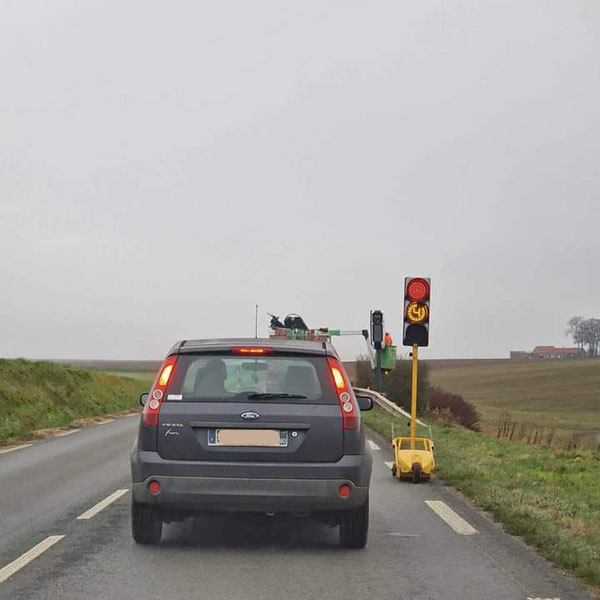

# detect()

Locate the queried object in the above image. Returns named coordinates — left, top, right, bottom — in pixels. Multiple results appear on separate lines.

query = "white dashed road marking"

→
left=425, top=500, right=478, bottom=535
left=55, top=429, right=81, bottom=437
left=526, top=597, right=560, bottom=600
left=367, top=440, right=381, bottom=451
left=387, top=533, right=420, bottom=537
left=384, top=461, right=395, bottom=469
left=77, top=489, right=129, bottom=520
left=0, top=536, right=65, bottom=583
left=0, top=444, right=32, bottom=455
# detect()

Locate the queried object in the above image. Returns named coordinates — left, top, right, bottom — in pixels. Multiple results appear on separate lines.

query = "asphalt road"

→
left=0, top=417, right=591, bottom=600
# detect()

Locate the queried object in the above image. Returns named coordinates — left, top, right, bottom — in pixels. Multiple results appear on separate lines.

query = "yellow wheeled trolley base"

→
left=391, top=437, right=435, bottom=484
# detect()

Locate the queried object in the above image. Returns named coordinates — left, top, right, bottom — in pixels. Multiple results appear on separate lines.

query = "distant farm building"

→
left=531, top=346, right=584, bottom=359
left=510, top=346, right=585, bottom=360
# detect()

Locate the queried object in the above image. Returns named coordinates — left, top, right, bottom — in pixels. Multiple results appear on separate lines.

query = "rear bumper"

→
left=132, top=475, right=368, bottom=512
left=130, top=450, right=372, bottom=513
left=131, top=449, right=372, bottom=485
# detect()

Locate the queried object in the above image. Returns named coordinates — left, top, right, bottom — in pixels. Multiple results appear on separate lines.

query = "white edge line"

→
left=55, top=429, right=81, bottom=437
left=0, top=444, right=33, bottom=455
left=425, top=500, right=478, bottom=535
left=96, top=419, right=115, bottom=425
left=77, top=489, right=129, bottom=520
left=0, top=535, right=65, bottom=583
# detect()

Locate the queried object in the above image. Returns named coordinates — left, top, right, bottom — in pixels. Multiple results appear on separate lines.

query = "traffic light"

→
left=370, top=310, right=384, bottom=350
left=403, top=277, right=430, bottom=346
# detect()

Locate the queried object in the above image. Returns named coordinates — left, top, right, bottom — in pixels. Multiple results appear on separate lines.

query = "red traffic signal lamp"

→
left=403, top=277, right=430, bottom=346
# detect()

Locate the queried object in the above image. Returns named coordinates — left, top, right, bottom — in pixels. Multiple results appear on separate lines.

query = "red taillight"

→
left=338, top=484, right=352, bottom=498
left=158, top=364, right=174, bottom=386
left=148, top=480, right=161, bottom=494
left=231, top=347, right=273, bottom=355
left=330, top=366, right=345, bottom=389
left=143, top=355, right=178, bottom=427
left=327, top=357, right=358, bottom=430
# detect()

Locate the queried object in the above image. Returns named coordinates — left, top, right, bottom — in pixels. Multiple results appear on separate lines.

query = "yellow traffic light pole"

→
left=391, top=341, right=434, bottom=482
left=410, top=343, right=418, bottom=449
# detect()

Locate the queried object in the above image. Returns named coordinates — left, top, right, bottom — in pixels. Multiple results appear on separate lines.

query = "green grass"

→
left=429, top=359, right=600, bottom=432
left=363, top=404, right=600, bottom=593
left=99, top=370, right=155, bottom=382
left=0, top=359, right=149, bottom=445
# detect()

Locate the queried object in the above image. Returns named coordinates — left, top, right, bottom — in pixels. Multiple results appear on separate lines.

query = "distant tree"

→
left=354, top=355, right=374, bottom=388
left=580, top=318, right=600, bottom=357
left=567, top=316, right=600, bottom=357
left=352, top=355, right=431, bottom=414
left=382, top=359, right=431, bottom=415
left=566, top=316, right=584, bottom=351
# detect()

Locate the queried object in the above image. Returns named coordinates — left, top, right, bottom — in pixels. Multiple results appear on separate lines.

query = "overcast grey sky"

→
left=1, top=1, right=599, bottom=361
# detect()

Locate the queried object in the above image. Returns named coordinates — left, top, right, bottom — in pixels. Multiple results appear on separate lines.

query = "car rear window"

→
left=167, top=354, right=336, bottom=404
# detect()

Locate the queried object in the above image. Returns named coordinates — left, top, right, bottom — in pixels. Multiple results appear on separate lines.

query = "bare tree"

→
left=580, top=318, right=600, bottom=357
left=566, top=316, right=584, bottom=351
left=567, top=316, right=600, bottom=357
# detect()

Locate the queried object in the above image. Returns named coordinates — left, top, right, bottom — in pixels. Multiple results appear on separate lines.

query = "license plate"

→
left=208, top=428, right=288, bottom=447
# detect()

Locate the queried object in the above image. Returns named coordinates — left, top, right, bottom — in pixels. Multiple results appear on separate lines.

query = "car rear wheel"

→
left=339, top=499, right=369, bottom=549
left=131, top=501, right=162, bottom=544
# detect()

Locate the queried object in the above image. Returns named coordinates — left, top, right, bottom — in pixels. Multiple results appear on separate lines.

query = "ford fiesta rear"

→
left=130, top=338, right=372, bottom=548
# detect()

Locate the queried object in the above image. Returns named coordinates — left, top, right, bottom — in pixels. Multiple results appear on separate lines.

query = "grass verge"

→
left=0, top=359, right=148, bottom=445
left=363, top=404, right=600, bottom=593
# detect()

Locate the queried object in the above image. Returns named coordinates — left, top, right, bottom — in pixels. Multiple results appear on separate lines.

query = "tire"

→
left=339, top=499, right=369, bottom=549
left=391, top=463, right=397, bottom=478
left=412, top=462, right=422, bottom=484
left=131, top=500, right=162, bottom=544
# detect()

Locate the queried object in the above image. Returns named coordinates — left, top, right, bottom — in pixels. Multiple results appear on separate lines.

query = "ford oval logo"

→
left=241, top=411, right=260, bottom=420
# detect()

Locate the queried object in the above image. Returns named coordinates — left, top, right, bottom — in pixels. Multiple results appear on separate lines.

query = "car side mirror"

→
left=355, top=394, right=373, bottom=411
left=139, top=392, right=149, bottom=407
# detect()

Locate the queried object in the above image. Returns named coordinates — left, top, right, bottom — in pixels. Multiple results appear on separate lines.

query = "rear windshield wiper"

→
left=246, top=393, right=308, bottom=399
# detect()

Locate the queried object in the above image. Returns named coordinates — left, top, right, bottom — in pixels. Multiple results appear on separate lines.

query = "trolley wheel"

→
left=412, top=462, right=422, bottom=484
left=391, top=463, right=397, bottom=478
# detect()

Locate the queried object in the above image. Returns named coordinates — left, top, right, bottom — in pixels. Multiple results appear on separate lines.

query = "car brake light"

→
left=143, top=355, right=178, bottom=427
left=330, top=366, right=345, bottom=389
left=327, top=357, right=358, bottom=430
left=231, top=347, right=273, bottom=355
left=158, top=364, right=174, bottom=386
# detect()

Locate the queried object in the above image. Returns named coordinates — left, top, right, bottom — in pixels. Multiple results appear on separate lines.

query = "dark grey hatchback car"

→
left=130, top=338, right=373, bottom=548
